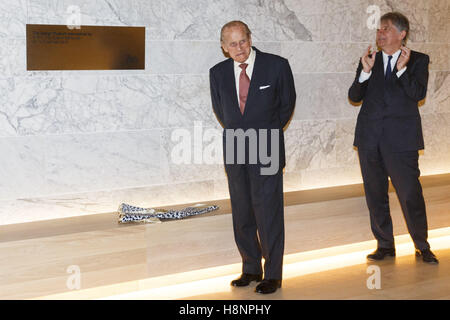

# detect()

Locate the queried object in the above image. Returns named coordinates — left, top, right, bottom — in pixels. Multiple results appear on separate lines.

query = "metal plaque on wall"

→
left=26, top=24, right=145, bottom=70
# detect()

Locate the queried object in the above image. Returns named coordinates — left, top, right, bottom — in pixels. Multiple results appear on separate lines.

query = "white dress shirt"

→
left=234, top=47, right=256, bottom=106
left=359, top=49, right=407, bottom=83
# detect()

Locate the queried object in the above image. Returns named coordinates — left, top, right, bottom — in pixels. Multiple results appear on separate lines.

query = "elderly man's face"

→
left=376, top=19, right=405, bottom=51
left=221, top=26, right=252, bottom=63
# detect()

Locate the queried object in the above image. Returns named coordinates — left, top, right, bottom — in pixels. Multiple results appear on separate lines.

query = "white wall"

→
left=0, top=0, right=449, bottom=224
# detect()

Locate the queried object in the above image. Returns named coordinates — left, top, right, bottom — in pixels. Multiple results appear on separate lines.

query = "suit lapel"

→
left=243, top=47, right=263, bottom=117
left=374, top=51, right=384, bottom=81
left=224, top=58, right=241, bottom=113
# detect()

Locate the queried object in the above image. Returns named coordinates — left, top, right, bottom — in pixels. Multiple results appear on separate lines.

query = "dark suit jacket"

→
left=348, top=50, right=429, bottom=151
left=209, top=47, right=296, bottom=170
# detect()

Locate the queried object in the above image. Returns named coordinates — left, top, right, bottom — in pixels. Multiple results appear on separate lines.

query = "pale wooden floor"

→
left=0, top=174, right=449, bottom=300
left=184, top=248, right=450, bottom=300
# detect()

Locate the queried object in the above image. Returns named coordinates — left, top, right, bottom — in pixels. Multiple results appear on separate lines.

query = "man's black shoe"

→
left=367, top=248, right=396, bottom=261
left=255, top=279, right=281, bottom=294
left=415, top=249, right=439, bottom=264
left=230, top=273, right=262, bottom=287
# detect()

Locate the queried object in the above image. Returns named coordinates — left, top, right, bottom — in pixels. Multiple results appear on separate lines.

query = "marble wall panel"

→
left=27, top=0, right=162, bottom=39
left=236, top=0, right=312, bottom=41
left=284, top=120, right=337, bottom=173
left=0, top=136, right=47, bottom=200
left=160, top=0, right=239, bottom=40
left=349, top=0, right=393, bottom=43
left=0, top=38, right=26, bottom=77
left=0, top=0, right=27, bottom=38
left=282, top=171, right=302, bottom=192
left=335, top=118, right=358, bottom=167
left=213, top=171, right=303, bottom=204
left=0, top=75, right=167, bottom=135
left=433, top=72, right=450, bottom=114
left=0, top=73, right=232, bottom=136
left=284, top=0, right=323, bottom=41
left=282, top=42, right=368, bottom=74
left=148, top=40, right=225, bottom=75
left=0, top=0, right=448, bottom=224
left=299, top=165, right=363, bottom=190
left=251, top=42, right=283, bottom=57
left=0, top=77, right=64, bottom=136
left=421, top=113, right=450, bottom=159
left=0, top=179, right=218, bottom=225
left=319, top=0, right=355, bottom=42
left=349, top=0, right=449, bottom=44
left=428, top=0, right=450, bottom=44
left=108, top=179, right=218, bottom=209
left=387, top=0, right=430, bottom=43
left=43, top=130, right=162, bottom=195
left=160, top=125, right=225, bottom=184
left=166, top=75, right=223, bottom=129
left=293, top=72, right=357, bottom=121
left=422, top=71, right=450, bottom=115
left=409, top=43, right=449, bottom=71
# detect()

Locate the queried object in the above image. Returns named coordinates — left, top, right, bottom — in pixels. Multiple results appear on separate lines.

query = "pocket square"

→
left=259, top=85, right=270, bottom=90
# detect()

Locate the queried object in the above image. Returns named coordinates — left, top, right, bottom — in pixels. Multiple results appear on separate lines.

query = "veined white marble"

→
left=285, top=120, right=337, bottom=173
left=432, top=72, right=450, bottom=114
left=0, top=0, right=27, bottom=38
left=160, top=0, right=239, bottom=40
left=0, top=130, right=163, bottom=200
left=422, top=113, right=450, bottom=160
left=299, top=166, right=363, bottom=191
left=0, top=179, right=218, bottom=225
left=292, top=72, right=356, bottom=121
left=282, top=42, right=368, bottom=74
left=0, top=0, right=448, bottom=225
left=165, top=75, right=218, bottom=128
left=235, top=0, right=312, bottom=41
left=0, top=136, right=47, bottom=200
left=0, top=38, right=26, bottom=77
left=0, top=75, right=174, bottom=136
left=160, top=125, right=225, bottom=183
left=44, top=130, right=162, bottom=194
left=335, top=118, right=359, bottom=168
left=148, top=40, right=226, bottom=75
left=428, top=0, right=450, bottom=44
left=27, top=0, right=162, bottom=38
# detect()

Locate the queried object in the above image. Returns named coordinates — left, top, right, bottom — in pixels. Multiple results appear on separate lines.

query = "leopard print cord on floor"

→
left=118, top=203, right=219, bottom=224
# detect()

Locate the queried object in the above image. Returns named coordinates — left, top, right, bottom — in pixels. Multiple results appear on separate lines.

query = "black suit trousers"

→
left=225, top=164, right=284, bottom=280
left=358, top=141, right=430, bottom=251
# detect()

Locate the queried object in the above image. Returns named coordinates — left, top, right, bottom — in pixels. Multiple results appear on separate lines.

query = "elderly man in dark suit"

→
left=349, top=12, right=438, bottom=264
left=209, top=20, right=296, bottom=294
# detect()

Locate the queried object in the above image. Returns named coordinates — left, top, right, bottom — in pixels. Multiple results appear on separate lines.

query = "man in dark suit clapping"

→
left=349, top=12, right=438, bottom=264
left=210, top=21, right=296, bottom=294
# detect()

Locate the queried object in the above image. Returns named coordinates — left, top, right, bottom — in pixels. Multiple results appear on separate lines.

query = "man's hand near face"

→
left=362, top=45, right=376, bottom=73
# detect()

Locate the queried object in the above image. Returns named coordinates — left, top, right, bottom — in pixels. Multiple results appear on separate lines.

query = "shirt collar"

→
left=382, top=49, right=401, bottom=63
left=234, top=47, right=256, bottom=69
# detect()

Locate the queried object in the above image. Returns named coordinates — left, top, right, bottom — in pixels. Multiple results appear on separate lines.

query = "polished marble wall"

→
left=0, top=0, right=448, bottom=224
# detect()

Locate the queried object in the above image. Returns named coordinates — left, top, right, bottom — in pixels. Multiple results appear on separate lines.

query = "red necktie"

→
left=239, top=63, right=250, bottom=115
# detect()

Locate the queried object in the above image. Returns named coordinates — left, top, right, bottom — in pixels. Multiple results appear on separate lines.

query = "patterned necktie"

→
left=385, top=55, right=393, bottom=80
left=239, top=63, right=250, bottom=115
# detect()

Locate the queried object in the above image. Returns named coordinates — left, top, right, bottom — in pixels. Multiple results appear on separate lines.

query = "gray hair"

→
left=220, top=20, right=252, bottom=42
left=381, top=12, right=410, bottom=44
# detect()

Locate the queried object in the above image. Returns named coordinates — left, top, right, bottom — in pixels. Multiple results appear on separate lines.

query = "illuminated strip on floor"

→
left=35, top=227, right=450, bottom=300
left=101, top=227, right=450, bottom=300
